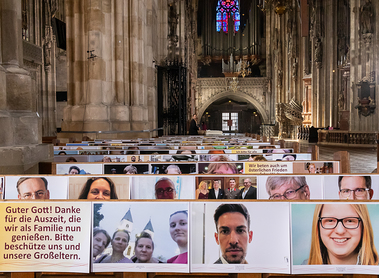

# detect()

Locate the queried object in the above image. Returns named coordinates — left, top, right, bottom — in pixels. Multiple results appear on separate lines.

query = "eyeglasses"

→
left=319, top=217, right=361, bottom=229
left=339, top=188, right=369, bottom=198
left=269, top=184, right=305, bottom=200
left=156, top=187, right=174, bottom=195
left=22, top=191, right=46, bottom=199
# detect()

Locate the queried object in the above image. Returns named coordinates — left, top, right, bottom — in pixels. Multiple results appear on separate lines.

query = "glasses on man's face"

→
left=156, top=187, right=174, bottom=195
left=319, top=217, right=361, bottom=229
left=269, top=184, right=305, bottom=200
left=339, top=188, right=369, bottom=198
left=22, top=191, right=46, bottom=199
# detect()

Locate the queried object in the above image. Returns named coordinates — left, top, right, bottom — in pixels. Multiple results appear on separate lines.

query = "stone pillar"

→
left=0, top=0, right=52, bottom=174
left=146, top=0, right=158, bottom=132
left=62, top=0, right=151, bottom=140
left=130, top=0, right=149, bottom=131
left=42, top=26, right=57, bottom=136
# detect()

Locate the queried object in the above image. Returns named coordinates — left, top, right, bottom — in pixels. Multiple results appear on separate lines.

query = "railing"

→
left=318, top=130, right=377, bottom=146
left=260, top=124, right=276, bottom=138
left=297, top=126, right=309, bottom=141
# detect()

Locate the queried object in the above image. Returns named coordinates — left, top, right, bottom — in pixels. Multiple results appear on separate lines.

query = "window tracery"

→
left=216, top=0, right=240, bottom=33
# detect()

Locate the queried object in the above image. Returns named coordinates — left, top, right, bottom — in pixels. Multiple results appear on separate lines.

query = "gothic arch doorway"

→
left=199, top=96, right=263, bottom=134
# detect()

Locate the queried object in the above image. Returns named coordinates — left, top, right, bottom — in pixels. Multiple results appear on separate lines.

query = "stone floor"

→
left=298, top=143, right=377, bottom=173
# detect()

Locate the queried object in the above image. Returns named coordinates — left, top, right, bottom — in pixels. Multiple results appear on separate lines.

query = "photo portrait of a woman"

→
left=292, top=203, right=379, bottom=274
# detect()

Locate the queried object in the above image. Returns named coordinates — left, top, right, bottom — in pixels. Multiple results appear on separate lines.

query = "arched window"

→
left=216, top=0, right=240, bottom=33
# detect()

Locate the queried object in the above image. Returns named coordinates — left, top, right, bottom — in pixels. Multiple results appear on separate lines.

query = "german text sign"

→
left=245, top=162, right=293, bottom=174
left=0, top=202, right=91, bottom=272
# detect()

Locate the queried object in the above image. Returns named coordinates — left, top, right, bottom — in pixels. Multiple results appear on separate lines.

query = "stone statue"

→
left=360, top=0, right=373, bottom=34
left=314, top=38, right=323, bottom=67
left=338, top=93, right=344, bottom=110
left=292, top=60, right=298, bottom=79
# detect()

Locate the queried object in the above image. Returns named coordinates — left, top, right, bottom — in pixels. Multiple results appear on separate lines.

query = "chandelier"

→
left=229, top=77, right=239, bottom=93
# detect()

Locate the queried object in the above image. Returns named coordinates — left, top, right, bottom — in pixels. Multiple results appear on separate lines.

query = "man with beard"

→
left=213, top=203, right=253, bottom=264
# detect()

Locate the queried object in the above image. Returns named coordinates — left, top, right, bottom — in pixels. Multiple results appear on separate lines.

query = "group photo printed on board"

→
left=257, top=175, right=323, bottom=200
left=323, top=175, right=379, bottom=200
left=130, top=176, right=195, bottom=200
left=68, top=176, right=130, bottom=200
left=92, top=202, right=189, bottom=272
left=190, top=202, right=290, bottom=273
left=295, top=162, right=339, bottom=174
left=291, top=202, right=379, bottom=274
left=4, top=176, right=69, bottom=200
left=150, top=163, right=197, bottom=174
left=103, top=163, right=149, bottom=175
left=194, top=176, right=257, bottom=200
left=56, top=163, right=103, bottom=175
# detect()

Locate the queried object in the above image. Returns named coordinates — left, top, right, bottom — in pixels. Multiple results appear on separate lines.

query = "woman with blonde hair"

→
left=206, top=155, right=238, bottom=174
left=307, top=203, right=378, bottom=265
left=196, top=181, right=209, bottom=199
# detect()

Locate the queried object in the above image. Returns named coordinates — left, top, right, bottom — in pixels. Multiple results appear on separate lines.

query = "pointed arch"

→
left=198, top=90, right=269, bottom=124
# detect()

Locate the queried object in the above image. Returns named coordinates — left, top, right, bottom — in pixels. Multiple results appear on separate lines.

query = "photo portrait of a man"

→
left=190, top=202, right=291, bottom=273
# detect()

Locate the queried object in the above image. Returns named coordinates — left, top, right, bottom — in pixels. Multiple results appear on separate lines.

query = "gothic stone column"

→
left=0, top=0, right=52, bottom=174
left=62, top=0, right=151, bottom=140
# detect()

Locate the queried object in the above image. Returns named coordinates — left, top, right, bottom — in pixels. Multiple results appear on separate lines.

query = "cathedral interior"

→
left=0, top=0, right=378, bottom=173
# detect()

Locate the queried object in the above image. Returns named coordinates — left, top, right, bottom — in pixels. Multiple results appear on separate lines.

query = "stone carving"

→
left=355, top=96, right=376, bottom=117
left=338, top=93, right=345, bottom=110
left=276, top=99, right=303, bottom=139
left=196, top=77, right=269, bottom=112
left=355, top=72, right=376, bottom=116
left=314, top=38, right=323, bottom=68
left=362, top=33, right=373, bottom=46
left=292, top=60, right=298, bottom=80
left=167, top=2, right=179, bottom=56
left=201, top=55, right=212, bottom=66
left=360, top=0, right=373, bottom=34
left=309, top=0, right=322, bottom=40
left=23, top=40, right=43, bottom=65
left=44, top=40, right=52, bottom=67
left=287, top=10, right=297, bottom=59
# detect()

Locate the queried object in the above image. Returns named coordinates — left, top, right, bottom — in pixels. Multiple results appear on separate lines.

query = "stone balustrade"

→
left=318, top=130, right=377, bottom=147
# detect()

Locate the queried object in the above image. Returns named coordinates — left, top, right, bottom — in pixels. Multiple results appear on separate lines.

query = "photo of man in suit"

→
left=224, top=178, right=240, bottom=199
left=237, top=178, right=257, bottom=200
left=208, top=180, right=224, bottom=199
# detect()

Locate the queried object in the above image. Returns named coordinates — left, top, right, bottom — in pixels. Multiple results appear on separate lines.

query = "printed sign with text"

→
left=0, top=202, right=91, bottom=272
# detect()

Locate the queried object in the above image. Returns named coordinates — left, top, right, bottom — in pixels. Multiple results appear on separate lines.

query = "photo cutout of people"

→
left=271, top=153, right=313, bottom=161
left=53, top=155, right=91, bottom=162
left=295, top=162, right=338, bottom=174
left=198, top=161, right=244, bottom=174
left=195, top=176, right=257, bottom=200
left=199, top=154, right=239, bottom=162
left=103, top=164, right=149, bottom=174
left=56, top=163, right=103, bottom=175
left=291, top=202, right=379, bottom=274
left=191, top=202, right=290, bottom=273
left=5, top=176, right=69, bottom=199
left=257, top=175, right=323, bottom=200
left=151, top=163, right=197, bottom=174
left=0, top=176, right=3, bottom=199
left=69, top=176, right=129, bottom=199
left=92, top=202, right=189, bottom=273
left=130, top=176, right=195, bottom=199
left=323, top=175, right=379, bottom=200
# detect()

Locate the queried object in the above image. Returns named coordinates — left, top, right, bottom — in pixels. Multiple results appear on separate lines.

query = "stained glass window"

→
left=216, top=0, right=240, bottom=33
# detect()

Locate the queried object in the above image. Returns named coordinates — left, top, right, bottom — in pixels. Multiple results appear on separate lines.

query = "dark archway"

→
left=200, top=97, right=262, bottom=134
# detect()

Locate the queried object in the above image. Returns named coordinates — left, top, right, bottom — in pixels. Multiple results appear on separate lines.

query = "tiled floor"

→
left=298, top=143, right=377, bottom=173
